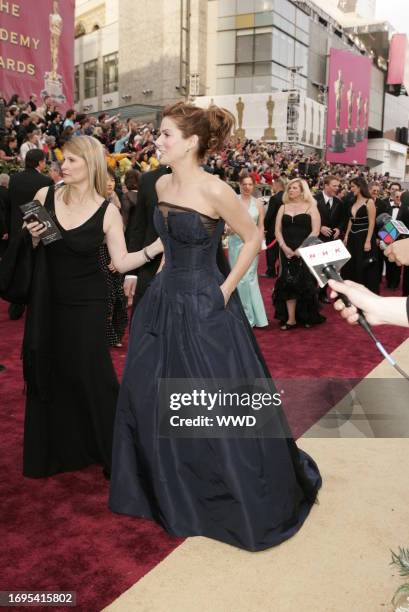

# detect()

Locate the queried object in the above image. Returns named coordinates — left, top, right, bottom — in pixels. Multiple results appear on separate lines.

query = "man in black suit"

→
left=384, top=190, right=409, bottom=290
left=381, top=181, right=401, bottom=214
left=124, top=165, right=171, bottom=313
left=6, top=149, right=53, bottom=319
left=262, top=177, right=285, bottom=277
left=315, top=175, right=346, bottom=302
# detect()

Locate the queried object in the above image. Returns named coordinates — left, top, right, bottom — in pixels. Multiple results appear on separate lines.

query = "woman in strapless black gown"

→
left=109, top=103, right=322, bottom=552
left=342, top=177, right=379, bottom=294
left=23, top=136, right=163, bottom=478
left=273, top=178, right=325, bottom=329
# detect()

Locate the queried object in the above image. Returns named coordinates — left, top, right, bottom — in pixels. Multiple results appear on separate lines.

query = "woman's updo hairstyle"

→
left=162, top=101, right=235, bottom=159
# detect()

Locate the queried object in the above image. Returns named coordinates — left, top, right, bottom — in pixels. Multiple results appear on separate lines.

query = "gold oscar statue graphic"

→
left=346, top=81, right=356, bottom=147
left=356, top=91, right=364, bottom=142
left=262, top=95, right=276, bottom=140
left=41, top=0, right=66, bottom=104
left=316, top=107, right=322, bottom=147
left=330, top=69, right=345, bottom=153
left=309, top=104, right=314, bottom=144
left=234, top=97, right=246, bottom=141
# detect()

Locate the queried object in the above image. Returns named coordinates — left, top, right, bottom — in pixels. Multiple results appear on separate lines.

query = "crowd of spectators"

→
left=0, top=91, right=405, bottom=202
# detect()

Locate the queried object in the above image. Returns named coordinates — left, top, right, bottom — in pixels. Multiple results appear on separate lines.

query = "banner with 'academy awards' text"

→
left=0, top=0, right=75, bottom=108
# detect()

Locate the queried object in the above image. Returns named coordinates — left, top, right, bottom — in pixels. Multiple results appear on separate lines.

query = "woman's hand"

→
left=24, top=220, right=47, bottom=247
left=108, top=261, right=117, bottom=273
left=145, top=237, right=164, bottom=259
left=364, top=240, right=371, bottom=252
left=328, top=279, right=384, bottom=325
left=219, top=282, right=232, bottom=307
left=282, top=245, right=295, bottom=259
left=385, top=239, right=409, bottom=266
left=343, top=236, right=349, bottom=246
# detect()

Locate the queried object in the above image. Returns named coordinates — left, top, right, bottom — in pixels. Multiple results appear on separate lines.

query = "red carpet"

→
left=0, top=275, right=407, bottom=610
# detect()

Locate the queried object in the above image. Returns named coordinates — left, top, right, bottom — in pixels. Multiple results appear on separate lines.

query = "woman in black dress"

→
left=109, top=102, right=322, bottom=552
left=273, top=178, right=325, bottom=329
left=24, top=136, right=163, bottom=478
left=342, top=177, right=379, bottom=294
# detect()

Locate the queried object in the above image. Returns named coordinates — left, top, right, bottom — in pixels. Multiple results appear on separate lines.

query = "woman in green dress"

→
left=227, top=173, right=268, bottom=327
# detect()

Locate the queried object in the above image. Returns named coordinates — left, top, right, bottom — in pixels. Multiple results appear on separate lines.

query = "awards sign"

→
left=326, top=48, right=371, bottom=165
left=0, top=0, right=74, bottom=109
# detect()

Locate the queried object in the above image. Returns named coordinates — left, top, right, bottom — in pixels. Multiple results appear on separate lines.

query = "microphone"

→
left=376, top=213, right=409, bottom=249
left=298, top=236, right=351, bottom=288
left=298, top=236, right=375, bottom=336
left=299, top=237, right=409, bottom=379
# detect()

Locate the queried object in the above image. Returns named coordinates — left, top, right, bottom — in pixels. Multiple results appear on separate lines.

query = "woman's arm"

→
left=365, top=199, right=376, bottom=250
left=309, top=202, right=321, bottom=237
left=104, top=204, right=163, bottom=273
left=344, top=219, right=352, bottom=244
left=208, top=181, right=262, bottom=303
left=256, top=199, right=265, bottom=246
left=275, top=206, right=294, bottom=259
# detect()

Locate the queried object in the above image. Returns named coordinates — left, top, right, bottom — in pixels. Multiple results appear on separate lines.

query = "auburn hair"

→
left=162, top=101, right=235, bottom=159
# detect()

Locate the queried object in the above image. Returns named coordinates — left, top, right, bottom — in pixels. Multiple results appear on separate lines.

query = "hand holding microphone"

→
left=384, top=238, right=409, bottom=266
left=298, top=236, right=409, bottom=377
left=327, top=279, right=385, bottom=326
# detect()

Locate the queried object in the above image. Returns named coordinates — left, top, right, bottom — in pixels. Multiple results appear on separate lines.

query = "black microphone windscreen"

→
left=300, top=236, right=322, bottom=248
left=376, top=212, right=391, bottom=227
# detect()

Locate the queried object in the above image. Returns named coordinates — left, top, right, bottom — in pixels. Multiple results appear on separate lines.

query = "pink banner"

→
left=0, top=0, right=75, bottom=110
left=387, top=33, right=409, bottom=93
left=326, top=48, right=371, bottom=165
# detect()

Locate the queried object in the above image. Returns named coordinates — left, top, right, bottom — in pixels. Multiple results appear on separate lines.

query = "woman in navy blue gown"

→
left=109, top=102, right=322, bottom=551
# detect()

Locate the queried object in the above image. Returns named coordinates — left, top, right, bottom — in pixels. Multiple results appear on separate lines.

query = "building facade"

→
left=74, top=0, right=210, bottom=118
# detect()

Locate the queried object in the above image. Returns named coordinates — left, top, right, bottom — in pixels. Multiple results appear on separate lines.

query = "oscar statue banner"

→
left=0, top=0, right=74, bottom=109
left=326, top=48, right=371, bottom=165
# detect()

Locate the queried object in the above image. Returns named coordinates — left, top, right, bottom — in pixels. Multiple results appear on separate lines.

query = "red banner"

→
left=0, top=0, right=75, bottom=110
left=326, top=48, right=371, bottom=166
left=387, top=33, right=409, bottom=94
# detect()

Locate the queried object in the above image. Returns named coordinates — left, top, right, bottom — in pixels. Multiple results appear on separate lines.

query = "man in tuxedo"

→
left=384, top=190, right=409, bottom=290
left=124, top=165, right=170, bottom=313
left=262, top=177, right=285, bottom=277
left=315, top=175, right=346, bottom=302
left=381, top=181, right=401, bottom=213
left=6, top=149, right=53, bottom=319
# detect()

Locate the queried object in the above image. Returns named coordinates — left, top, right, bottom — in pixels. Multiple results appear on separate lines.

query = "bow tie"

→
left=391, top=205, right=400, bottom=209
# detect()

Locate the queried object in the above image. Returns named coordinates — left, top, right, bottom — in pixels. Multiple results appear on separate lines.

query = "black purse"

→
left=283, top=256, right=303, bottom=289
left=0, top=230, right=34, bottom=304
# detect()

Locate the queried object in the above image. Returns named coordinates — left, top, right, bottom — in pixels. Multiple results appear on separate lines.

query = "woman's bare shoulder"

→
left=33, top=186, right=51, bottom=205
left=203, top=174, right=236, bottom=200
left=155, top=173, right=171, bottom=197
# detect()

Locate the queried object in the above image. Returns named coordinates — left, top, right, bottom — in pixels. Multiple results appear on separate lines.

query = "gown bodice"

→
left=155, top=202, right=225, bottom=274
left=349, top=202, right=369, bottom=234
left=281, top=212, right=312, bottom=251
left=45, top=186, right=109, bottom=305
